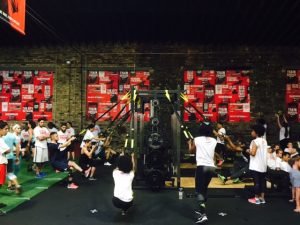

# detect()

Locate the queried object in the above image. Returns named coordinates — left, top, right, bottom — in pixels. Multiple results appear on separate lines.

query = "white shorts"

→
left=33, top=146, right=49, bottom=163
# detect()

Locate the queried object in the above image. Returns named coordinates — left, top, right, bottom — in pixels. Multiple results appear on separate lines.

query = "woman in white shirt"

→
left=248, top=124, right=268, bottom=205
left=112, top=153, right=135, bottom=215
left=188, top=122, right=217, bottom=224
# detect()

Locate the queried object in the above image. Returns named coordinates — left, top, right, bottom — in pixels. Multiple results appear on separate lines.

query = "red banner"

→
left=0, top=70, right=54, bottom=121
left=286, top=70, right=300, bottom=122
left=183, top=70, right=251, bottom=122
left=0, top=0, right=26, bottom=34
left=86, top=70, right=150, bottom=122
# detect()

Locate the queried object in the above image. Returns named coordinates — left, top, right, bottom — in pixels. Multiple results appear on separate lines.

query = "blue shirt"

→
left=3, top=132, right=18, bottom=159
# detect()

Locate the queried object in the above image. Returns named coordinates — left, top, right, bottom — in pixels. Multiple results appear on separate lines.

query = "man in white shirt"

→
left=267, top=152, right=291, bottom=192
left=33, top=118, right=50, bottom=178
left=57, top=123, right=70, bottom=150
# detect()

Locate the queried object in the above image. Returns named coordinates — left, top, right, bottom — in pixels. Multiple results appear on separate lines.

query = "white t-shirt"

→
left=21, top=130, right=30, bottom=142
left=34, top=126, right=50, bottom=148
left=275, top=157, right=282, bottom=169
left=279, top=127, right=290, bottom=141
left=80, top=129, right=96, bottom=148
left=57, top=130, right=70, bottom=150
left=267, top=153, right=276, bottom=170
left=216, top=128, right=226, bottom=144
left=113, top=169, right=134, bottom=202
left=66, top=127, right=75, bottom=137
left=92, top=124, right=101, bottom=138
left=249, top=137, right=268, bottom=173
left=57, top=130, right=69, bottom=144
left=280, top=161, right=291, bottom=173
left=0, top=137, right=9, bottom=164
left=194, top=136, right=217, bottom=167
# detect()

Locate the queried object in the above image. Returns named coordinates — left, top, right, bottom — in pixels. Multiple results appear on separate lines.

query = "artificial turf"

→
left=0, top=160, right=68, bottom=213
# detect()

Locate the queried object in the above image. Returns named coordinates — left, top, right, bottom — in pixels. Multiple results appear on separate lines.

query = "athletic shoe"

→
left=248, top=198, right=260, bottom=205
left=217, top=174, right=227, bottom=184
left=0, top=203, right=7, bottom=208
left=196, top=214, right=208, bottom=223
left=40, top=172, right=47, bottom=176
left=7, top=186, right=15, bottom=192
left=194, top=210, right=202, bottom=216
left=36, top=174, right=45, bottom=179
left=67, top=183, right=79, bottom=189
left=15, top=186, right=22, bottom=195
left=88, top=177, right=97, bottom=181
left=0, top=210, right=6, bottom=216
left=259, top=199, right=266, bottom=204
left=217, top=160, right=224, bottom=167
left=104, top=162, right=112, bottom=166
left=232, top=178, right=240, bottom=184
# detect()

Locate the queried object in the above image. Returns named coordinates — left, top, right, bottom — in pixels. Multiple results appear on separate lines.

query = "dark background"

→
left=1, top=0, right=300, bottom=46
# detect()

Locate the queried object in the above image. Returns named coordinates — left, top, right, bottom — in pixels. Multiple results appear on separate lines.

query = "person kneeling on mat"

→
left=48, top=132, right=84, bottom=189
left=112, top=152, right=135, bottom=215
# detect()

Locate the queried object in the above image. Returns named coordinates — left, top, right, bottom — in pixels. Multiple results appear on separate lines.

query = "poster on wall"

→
left=286, top=70, right=300, bottom=122
left=183, top=70, right=251, bottom=122
left=0, top=70, right=54, bottom=121
left=86, top=70, right=150, bottom=122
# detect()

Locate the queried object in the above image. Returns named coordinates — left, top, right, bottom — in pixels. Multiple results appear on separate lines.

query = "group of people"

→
left=0, top=118, right=134, bottom=216
left=1, top=114, right=300, bottom=222
left=188, top=115, right=300, bottom=224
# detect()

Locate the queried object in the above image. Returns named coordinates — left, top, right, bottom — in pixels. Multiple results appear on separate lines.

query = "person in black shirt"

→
left=48, top=132, right=83, bottom=189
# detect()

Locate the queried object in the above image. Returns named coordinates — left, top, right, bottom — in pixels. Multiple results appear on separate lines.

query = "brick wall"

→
left=0, top=44, right=299, bottom=145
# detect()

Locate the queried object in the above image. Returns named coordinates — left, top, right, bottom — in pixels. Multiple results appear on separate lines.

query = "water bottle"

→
left=178, top=188, right=183, bottom=200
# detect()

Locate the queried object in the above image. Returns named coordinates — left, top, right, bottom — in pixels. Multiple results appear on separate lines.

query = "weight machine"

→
left=126, top=87, right=183, bottom=190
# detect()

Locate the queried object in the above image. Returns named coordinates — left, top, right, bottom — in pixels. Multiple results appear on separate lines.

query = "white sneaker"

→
left=104, top=162, right=112, bottom=166
left=196, top=214, right=208, bottom=223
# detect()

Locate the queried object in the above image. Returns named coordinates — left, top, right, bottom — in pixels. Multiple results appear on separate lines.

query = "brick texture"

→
left=0, top=44, right=299, bottom=145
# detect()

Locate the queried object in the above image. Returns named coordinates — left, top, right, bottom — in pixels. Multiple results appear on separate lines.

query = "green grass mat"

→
left=0, top=161, right=68, bottom=213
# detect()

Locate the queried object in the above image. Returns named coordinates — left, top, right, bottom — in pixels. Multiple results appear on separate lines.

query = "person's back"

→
left=113, top=169, right=134, bottom=202
left=194, top=136, right=217, bottom=167
left=112, top=154, right=135, bottom=215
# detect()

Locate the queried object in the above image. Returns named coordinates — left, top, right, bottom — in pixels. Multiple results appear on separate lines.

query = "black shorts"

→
left=215, top=143, right=226, bottom=154
left=21, top=141, right=29, bottom=149
left=51, top=160, right=68, bottom=171
left=112, top=196, right=133, bottom=211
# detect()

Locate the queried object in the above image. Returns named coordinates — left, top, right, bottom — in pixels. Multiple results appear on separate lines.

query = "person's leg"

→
left=259, top=172, right=266, bottom=202
left=89, top=167, right=96, bottom=179
left=248, top=170, right=261, bottom=204
left=68, top=161, right=83, bottom=172
left=71, top=151, right=75, bottom=160
left=195, top=166, right=214, bottom=222
left=294, top=187, right=300, bottom=212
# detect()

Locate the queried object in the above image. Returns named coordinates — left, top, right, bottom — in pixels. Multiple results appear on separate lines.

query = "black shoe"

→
left=196, top=214, right=208, bottom=224
left=0, top=203, right=7, bottom=208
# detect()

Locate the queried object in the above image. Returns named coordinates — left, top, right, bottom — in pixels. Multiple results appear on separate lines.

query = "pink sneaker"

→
left=67, top=183, right=79, bottom=189
left=248, top=197, right=260, bottom=205
left=217, top=160, right=224, bottom=167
